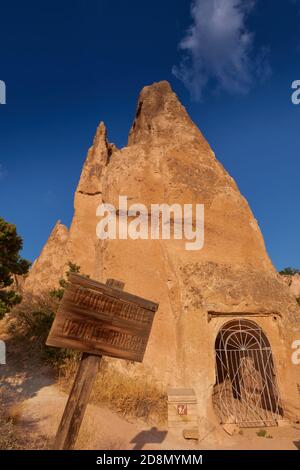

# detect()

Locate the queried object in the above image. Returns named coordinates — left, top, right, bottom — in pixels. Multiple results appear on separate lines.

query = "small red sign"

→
left=177, top=404, right=187, bottom=416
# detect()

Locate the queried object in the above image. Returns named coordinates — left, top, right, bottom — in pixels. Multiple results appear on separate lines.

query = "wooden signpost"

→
left=46, top=273, right=159, bottom=450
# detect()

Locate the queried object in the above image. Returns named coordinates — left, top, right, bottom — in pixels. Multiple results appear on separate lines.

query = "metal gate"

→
left=213, top=319, right=282, bottom=428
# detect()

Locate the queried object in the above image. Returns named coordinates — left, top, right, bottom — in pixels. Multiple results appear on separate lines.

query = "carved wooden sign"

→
left=46, top=273, right=158, bottom=363
left=47, top=275, right=159, bottom=450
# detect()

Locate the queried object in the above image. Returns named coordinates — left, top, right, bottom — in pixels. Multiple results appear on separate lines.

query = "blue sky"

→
left=0, top=0, right=299, bottom=270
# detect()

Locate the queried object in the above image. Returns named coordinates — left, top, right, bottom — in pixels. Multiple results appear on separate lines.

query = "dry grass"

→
left=0, top=389, right=47, bottom=450
left=8, top=401, right=26, bottom=425
left=0, top=409, right=23, bottom=450
left=60, top=357, right=167, bottom=425
left=2, top=290, right=167, bottom=443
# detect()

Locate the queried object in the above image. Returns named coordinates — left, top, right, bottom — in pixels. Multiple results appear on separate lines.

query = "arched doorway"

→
left=213, top=319, right=283, bottom=427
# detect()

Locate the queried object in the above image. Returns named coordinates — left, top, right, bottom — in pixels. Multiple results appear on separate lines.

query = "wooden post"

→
left=53, top=279, right=124, bottom=450
left=53, top=352, right=101, bottom=450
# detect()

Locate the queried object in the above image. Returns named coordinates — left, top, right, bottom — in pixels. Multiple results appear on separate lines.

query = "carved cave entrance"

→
left=213, top=319, right=283, bottom=428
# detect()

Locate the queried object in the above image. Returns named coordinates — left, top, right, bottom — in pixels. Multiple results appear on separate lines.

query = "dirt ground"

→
left=16, top=384, right=300, bottom=450
left=1, top=350, right=300, bottom=451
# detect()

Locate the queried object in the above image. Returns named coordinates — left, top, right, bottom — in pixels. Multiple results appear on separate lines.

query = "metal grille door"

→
left=213, top=319, right=282, bottom=428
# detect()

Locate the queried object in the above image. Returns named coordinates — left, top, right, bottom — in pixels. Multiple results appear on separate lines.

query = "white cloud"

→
left=173, top=0, right=270, bottom=100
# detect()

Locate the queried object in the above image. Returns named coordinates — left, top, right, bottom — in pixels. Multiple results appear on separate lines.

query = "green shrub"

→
left=8, top=262, right=82, bottom=366
left=279, top=267, right=300, bottom=276
left=8, top=292, right=75, bottom=365
left=50, top=261, right=81, bottom=300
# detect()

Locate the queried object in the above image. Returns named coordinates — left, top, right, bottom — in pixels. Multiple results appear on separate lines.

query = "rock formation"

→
left=23, top=81, right=300, bottom=429
left=282, top=274, right=300, bottom=298
left=24, top=221, right=69, bottom=292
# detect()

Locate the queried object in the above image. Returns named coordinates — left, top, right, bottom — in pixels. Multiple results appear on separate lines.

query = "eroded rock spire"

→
left=77, top=121, right=113, bottom=195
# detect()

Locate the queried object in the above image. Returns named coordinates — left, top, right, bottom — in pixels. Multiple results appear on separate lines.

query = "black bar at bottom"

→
left=0, top=450, right=299, bottom=466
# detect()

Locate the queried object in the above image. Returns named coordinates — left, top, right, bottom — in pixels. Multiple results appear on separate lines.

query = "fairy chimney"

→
left=24, top=81, right=300, bottom=428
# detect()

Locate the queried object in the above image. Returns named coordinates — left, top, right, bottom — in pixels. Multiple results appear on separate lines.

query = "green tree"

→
left=0, top=217, right=31, bottom=318
left=279, top=267, right=300, bottom=276
left=50, top=261, right=81, bottom=300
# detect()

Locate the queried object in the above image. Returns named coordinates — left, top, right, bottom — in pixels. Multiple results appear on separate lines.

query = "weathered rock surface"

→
left=67, top=121, right=115, bottom=279
left=282, top=274, right=300, bottom=298
left=23, top=221, right=69, bottom=292
left=23, top=81, right=300, bottom=424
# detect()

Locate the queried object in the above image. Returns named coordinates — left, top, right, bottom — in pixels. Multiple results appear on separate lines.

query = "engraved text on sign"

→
left=46, top=273, right=158, bottom=362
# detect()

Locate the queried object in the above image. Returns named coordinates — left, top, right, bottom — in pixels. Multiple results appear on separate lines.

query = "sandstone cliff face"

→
left=282, top=274, right=300, bottom=298
left=24, top=81, right=300, bottom=424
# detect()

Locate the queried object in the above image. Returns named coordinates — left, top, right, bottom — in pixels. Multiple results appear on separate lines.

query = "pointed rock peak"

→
left=23, top=219, right=69, bottom=293
left=77, top=122, right=112, bottom=195
left=136, top=80, right=173, bottom=106
left=128, top=80, right=198, bottom=146
left=51, top=220, right=69, bottom=238
left=93, top=121, right=107, bottom=146
left=140, top=80, right=173, bottom=98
